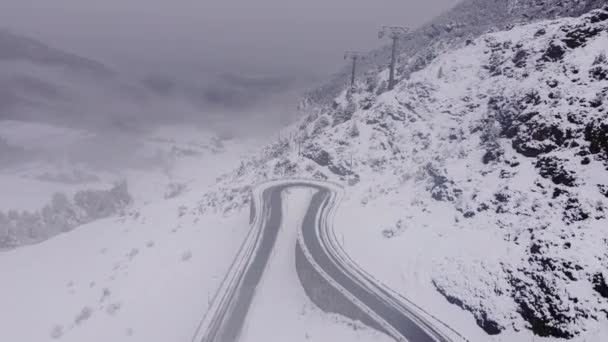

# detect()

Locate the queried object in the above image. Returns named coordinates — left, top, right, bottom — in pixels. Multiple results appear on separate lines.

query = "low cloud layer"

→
left=0, top=0, right=461, bottom=138
left=1, top=0, right=460, bottom=78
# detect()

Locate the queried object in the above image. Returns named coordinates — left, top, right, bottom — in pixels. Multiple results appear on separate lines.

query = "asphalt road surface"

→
left=192, top=181, right=462, bottom=342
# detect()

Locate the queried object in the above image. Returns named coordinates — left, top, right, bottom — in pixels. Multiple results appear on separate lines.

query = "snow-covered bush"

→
left=0, top=182, right=132, bottom=249
left=74, top=181, right=130, bottom=220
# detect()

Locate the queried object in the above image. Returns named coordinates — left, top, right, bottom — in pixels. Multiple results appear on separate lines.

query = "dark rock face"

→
left=584, top=120, right=608, bottom=156
left=512, top=122, right=566, bottom=157
left=599, top=185, right=608, bottom=198
left=302, top=145, right=331, bottom=166
left=592, top=273, right=608, bottom=298
left=488, top=92, right=575, bottom=159
left=327, top=163, right=353, bottom=176
left=482, top=149, right=502, bottom=164
left=302, top=144, right=354, bottom=177
left=589, top=65, right=608, bottom=81
left=541, top=40, right=566, bottom=62
left=508, top=252, right=584, bottom=339
left=333, top=101, right=357, bottom=126
left=513, top=49, right=529, bottom=68
left=425, top=163, right=461, bottom=202
left=561, top=16, right=605, bottom=49
left=536, top=157, right=576, bottom=187
left=590, top=52, right=608, bottom=81
left=562, top=197, right=590, bottom=224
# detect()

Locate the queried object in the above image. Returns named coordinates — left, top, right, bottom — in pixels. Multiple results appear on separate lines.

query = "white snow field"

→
left=2, top=4, right=608, bottom=342
left=0, top=198, right=248, bottom=342
left=0, top=121, right=390, bottom=342
left=0, top=120, right=257, bottom=341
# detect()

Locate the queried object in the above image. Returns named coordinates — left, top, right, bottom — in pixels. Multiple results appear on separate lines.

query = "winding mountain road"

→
left=191, top=180, right=465, bottom=342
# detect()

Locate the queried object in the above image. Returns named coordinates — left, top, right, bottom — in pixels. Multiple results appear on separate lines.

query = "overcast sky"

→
left=1, top=0, right=460, bottom=79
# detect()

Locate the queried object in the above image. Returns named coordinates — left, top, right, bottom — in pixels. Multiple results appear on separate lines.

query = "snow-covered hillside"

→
left=303, top=0, right=607, bottom=108
left=200, top=6, right=608, bottom=341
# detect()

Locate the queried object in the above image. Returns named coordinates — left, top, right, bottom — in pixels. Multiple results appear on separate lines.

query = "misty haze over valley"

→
left=1, top=1, right=607, bottom=342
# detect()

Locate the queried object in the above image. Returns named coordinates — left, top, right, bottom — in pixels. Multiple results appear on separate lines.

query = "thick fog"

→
left=1, top=0, right=460, bottom=78
left=0, top=0, right=460, bottom=170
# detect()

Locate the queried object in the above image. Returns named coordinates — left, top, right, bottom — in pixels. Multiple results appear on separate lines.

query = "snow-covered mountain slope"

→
left=200, top=6, right=608, bottom=341
left=302, top=0, right=607, bottom=109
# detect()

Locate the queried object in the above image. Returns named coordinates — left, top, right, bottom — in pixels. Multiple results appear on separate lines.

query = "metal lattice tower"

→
left=344, top=51, right=364, bottom=88
left=378, top=26, right=409, bottom=90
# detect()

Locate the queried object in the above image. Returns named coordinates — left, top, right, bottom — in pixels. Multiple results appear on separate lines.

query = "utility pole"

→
left=344, top=51, right=363, bottom=88
left=378, top=26, right=409, bottom=90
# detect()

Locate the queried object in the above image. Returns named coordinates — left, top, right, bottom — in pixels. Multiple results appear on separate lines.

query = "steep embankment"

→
left=201, top=6, right=608, bottom=341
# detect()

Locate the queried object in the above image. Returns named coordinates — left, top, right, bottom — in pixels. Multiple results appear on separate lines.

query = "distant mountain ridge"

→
left=0, top=29, right=112, bottom=77
left=0, top=29, right=119, bottom=123
left=0, top=29, right=304, bottom=129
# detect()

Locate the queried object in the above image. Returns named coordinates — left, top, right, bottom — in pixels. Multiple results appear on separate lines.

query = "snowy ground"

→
left=0, top=192, right=248, bottom=342
left=3, top=6, right=608, bottom=342
left=335, top=192, right=608, bottom=342
left=0, top=120, right=394, bottom=342
left=0, top=120, right=257, bottom=341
